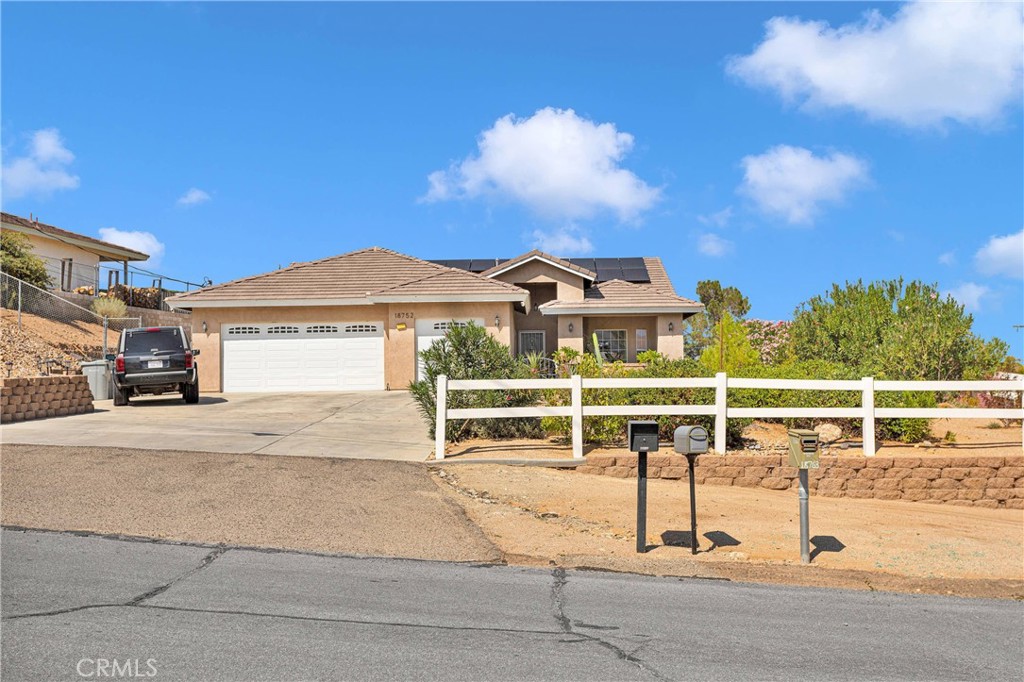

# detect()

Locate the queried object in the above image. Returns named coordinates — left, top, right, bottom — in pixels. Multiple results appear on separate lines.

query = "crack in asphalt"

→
left=250, top=404, right=353, bottom=454
left=127, top=547, right=228, bottom=605
left=3, top=547, right=229, bottom=622
left=550, top=568, right=670, bottom=681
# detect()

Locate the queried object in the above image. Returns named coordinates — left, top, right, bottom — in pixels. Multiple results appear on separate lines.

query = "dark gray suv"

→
left=111, top=326, right=200, bottom=405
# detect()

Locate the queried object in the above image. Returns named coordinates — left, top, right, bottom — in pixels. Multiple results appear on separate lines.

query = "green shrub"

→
left=875, top=391, right=936, bottom=443
left=409, top=321, right=541, bottom=442
left=1, top=232, right=51, bottom=288
left=90, top=296, right=128, bottom=318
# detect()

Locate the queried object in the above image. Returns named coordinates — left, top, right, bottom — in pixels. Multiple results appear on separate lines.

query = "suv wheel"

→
left=183, top=379, right=200, bottom=404
left=113, top=387, right=130, bottom=406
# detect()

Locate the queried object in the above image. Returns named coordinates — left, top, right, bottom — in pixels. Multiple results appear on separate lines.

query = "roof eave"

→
left=2, top=221, right=150, bottom=261
left=483, top=255, right=595, bottom=281
left=164, top=297, right=373, bottom=310
left=369, top=293, right=528, bottom=304
left=538, top=305, right=704, bottom=316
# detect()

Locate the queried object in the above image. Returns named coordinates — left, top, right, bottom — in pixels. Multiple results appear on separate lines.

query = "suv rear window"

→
left=124, top=329, right=185, bottom=354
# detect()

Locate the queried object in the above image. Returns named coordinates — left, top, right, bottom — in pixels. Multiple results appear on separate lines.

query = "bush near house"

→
left=0, top=232, right=51, bottom=289
left=410, top=321, right=541, bottom=442
left=90, top=296, right=128, bottom=319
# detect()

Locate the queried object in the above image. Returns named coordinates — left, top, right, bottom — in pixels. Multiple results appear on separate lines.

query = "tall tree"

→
left=791, top=279, right=1007, bottom=380
left=685, top=280, right=751, bottom=360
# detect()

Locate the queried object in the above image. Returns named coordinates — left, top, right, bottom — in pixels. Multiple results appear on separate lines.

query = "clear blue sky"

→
left=2, top=2, right=1021, bottom=354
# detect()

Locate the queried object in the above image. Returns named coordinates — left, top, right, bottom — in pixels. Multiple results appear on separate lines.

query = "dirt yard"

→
left=0, top=310, right=107, bottom=377
left=433, top=463, right=1024, bottom=598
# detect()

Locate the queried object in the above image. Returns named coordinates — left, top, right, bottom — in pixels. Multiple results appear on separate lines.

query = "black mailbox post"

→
left=628, top=421, right=659, bottom=553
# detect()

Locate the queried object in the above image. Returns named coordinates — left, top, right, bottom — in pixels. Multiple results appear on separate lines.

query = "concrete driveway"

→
left=0, top=391, right=432, bottom=461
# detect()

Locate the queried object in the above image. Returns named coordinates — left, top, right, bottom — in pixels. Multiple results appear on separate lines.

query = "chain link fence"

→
left=1, top=272, right=141, bottom=378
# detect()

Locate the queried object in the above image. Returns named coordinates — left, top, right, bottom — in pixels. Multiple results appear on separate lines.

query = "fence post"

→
left=862, top=376, right=876, bottom=457
left=571, top=373, right=583, bottom=459
left=435, top=374, right=448, bottom=460
left=714, top=372, right=727, bottom=455
left=17, top=279, right=22, bottom=329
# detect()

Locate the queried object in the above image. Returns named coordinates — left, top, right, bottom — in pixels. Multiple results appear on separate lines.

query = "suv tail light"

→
left=115, top=354, right=125, bottom=373
left=185, top=351, right=193, bottom=369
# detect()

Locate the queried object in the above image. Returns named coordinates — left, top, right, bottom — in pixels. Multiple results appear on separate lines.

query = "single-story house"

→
left=165, top=247, right=703, bottom=393
left=1, top=211, right=149, bottom=291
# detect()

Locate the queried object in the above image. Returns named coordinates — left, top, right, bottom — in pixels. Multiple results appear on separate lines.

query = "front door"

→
left=519, top=330, right=545, bottom=356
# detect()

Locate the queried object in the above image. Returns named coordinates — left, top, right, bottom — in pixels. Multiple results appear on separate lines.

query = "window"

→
left=266, top=325, right=299, bottom=335
left=518, top=331, right=545, bottom=356
left=636, top=329, right=648, bottom=353
left=344, top=324, right=379, bottom=333
left=433, top=321, right=470, bottom=331
left=227, top=326, right=261, bottom=336
left=595, top=329, right=627, bottom=362
left=307, top=325, right=339, bottom=334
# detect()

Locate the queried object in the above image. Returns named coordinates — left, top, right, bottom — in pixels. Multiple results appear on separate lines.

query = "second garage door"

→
left=222, top=322, right=385, bottom=392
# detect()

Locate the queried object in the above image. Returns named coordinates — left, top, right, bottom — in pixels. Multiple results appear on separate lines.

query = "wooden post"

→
left=862, top=377, right=876, bottom=457
left=714, top=372, right=727, bottom=455
left=435, top=374, right=448, bottom=460
left=571, top=373, right=583, bottom=459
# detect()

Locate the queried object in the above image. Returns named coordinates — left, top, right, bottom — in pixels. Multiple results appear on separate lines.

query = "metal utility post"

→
left=103, top=317, right=109, bottom=359
left=17, top=279, right=22, bottom=329
left=798, top=469, right=810, bottom=564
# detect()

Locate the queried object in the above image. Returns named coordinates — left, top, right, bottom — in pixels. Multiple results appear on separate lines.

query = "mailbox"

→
left=627, top=420, right=660, bottom=453
left=673, top=425, right=709, bottom=455
left=787, top=429, right=820, bottom=469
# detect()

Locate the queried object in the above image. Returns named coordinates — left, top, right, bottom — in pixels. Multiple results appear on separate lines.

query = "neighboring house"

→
left=165, top=247, right=702, bottom=394
left=1, top=212, right=149, bottom=292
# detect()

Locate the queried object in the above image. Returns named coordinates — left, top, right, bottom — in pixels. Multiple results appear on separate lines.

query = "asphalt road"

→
left=2, top=530, right=1021, bottom=681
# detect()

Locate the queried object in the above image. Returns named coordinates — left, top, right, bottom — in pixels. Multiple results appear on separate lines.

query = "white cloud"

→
left=697, top=206, right=733, bottom=228
left=938, top=251, right=956, bottom=266
left=176, top=187, right=211, bottom=207
left=696, top=232, right=734, bottom=258
left=1, top=128, right=80, bottom=199
left=530, top=226, right=594, bottom=256
left=727, top=2, right=1024, bottom=128
left=739, top=145, right=869, bottom=224
left=974, top=229, right=1023, bottom=279
left=946, top=282, right=990, bottom=312
left=97, top=227, right=165, bottom=267
left=422, top=107, right=660, bottom=222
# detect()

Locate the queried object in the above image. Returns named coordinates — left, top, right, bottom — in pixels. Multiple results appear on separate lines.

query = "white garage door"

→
left=415, top=318, right=484, bottom=382
left=222, top=322, right=384, bottom=392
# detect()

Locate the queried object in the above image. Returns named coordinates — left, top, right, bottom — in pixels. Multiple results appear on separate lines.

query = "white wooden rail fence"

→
left=433, top=373, right=1024, bottom=460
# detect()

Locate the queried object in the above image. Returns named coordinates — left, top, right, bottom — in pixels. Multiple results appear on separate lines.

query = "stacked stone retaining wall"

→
left=578, top=453, right=1024, bottom=509
left=1, top=376, right=94, bottom=423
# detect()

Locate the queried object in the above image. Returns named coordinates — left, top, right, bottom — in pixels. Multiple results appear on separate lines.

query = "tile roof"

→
left=538, top=279, right=702, bottom=313
left=642, top=257, right=676, bottom=295
left=481, top=249, right=597, bottom=279
left=167, top=247, right=528, bottom=305
left=1, top=211, right=149, bottom=261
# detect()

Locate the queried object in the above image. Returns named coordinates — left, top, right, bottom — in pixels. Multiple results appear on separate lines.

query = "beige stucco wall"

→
left=26, top=234, right=102, bottom=290
left=491, top=261, right=585, bottom=301
left=555, top=314, right=584, bottom=354
left=657, top=314, right=685, bottom=360
left=188, top=301, right=514, bottom=392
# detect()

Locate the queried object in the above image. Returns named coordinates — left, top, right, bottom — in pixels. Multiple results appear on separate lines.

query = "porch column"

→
left=656, top=314, right=684, bottom=359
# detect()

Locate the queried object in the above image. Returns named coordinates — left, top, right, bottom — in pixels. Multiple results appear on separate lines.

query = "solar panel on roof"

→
left=568, top=258, right=596, bottom=273
left=619, top=257, right=645, bottom=268
left=446, top=259, right=473, bottom=270
left=596, top=267, right=623, bottom=281
left=621, top=267, right=651, bottom=282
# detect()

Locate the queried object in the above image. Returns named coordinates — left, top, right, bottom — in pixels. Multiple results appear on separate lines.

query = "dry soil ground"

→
left=0, top=310, right=107, bottom=377
left=2, top=442, right=1020, bottom=599
left=431, top=464, right=1023, bottom=599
